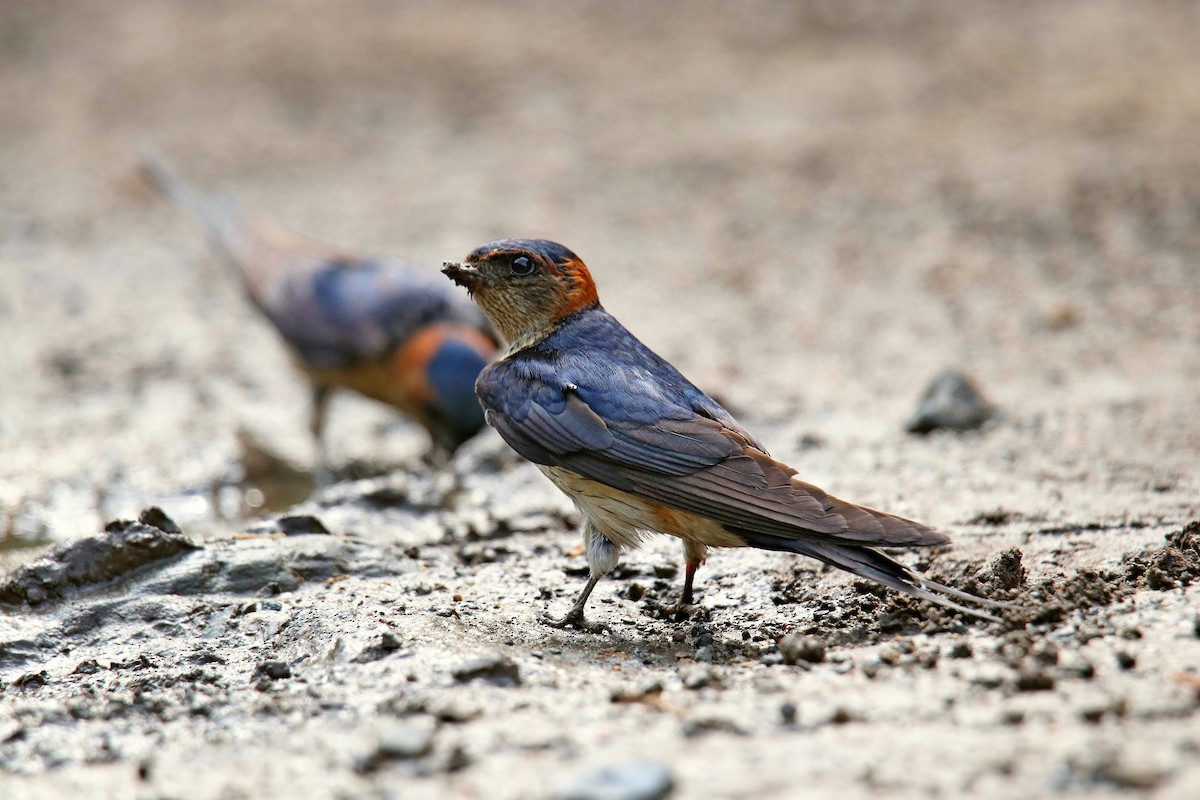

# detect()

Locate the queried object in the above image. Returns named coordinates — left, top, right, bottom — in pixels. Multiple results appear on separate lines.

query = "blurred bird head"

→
left=442, top=239, right=598, bottom=348
left=393, top=323, right=494, bottom=455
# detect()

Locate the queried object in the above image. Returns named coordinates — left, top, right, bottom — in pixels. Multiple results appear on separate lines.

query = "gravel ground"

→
left=2, top=2, right=1199, bottom=798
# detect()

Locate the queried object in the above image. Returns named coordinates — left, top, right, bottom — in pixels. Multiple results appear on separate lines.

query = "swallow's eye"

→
left=511, top=256, right=535, bottom=276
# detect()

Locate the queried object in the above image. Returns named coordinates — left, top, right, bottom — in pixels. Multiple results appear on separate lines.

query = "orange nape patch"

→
left=554, top=257, right=600, bottom=320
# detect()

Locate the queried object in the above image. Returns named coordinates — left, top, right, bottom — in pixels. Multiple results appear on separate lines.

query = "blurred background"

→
left=2, top=0, right=1198, bottom=558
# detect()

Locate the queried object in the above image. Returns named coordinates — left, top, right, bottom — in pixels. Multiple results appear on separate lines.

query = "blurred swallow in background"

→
left=443, top=239, right=1007, bottom=630
left=142, top=155, right=499, bottom=465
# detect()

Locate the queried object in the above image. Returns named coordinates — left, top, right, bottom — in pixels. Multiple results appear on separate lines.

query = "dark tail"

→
left=741, top=531, right=1013, bottom=622
left=139, top=150, right=293, bottom=302
left=139, top=150, right=255, bottom=264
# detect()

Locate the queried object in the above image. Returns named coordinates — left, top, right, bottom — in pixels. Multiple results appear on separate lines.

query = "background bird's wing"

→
left=142, top=152, right=492, bottom=368
left=479, top=360, right=946, bottom=548
left=264, top=262, right=491, bottom=368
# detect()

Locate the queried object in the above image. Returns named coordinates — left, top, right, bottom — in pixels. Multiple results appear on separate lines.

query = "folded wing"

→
left=479, top=364, right=947, bottom=549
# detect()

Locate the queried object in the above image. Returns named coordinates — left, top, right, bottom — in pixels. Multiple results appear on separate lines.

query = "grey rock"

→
left=559, top=760, right=675, bottom=800
left=906, top=370, right=994, bottom=434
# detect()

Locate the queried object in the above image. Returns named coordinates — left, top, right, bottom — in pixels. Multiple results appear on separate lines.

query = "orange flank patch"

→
left=395, top=323, right=495, bottom=402
left=299, top=323, right=493, bottom=418
left=554, top=257, right=600, bottom=320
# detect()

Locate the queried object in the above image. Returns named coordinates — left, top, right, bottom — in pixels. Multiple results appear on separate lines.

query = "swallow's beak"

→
left=441, top=261, right=480, bottom=290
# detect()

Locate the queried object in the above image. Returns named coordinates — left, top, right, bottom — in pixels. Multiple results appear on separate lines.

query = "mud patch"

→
left=773, top=521, right=1199, bottom=645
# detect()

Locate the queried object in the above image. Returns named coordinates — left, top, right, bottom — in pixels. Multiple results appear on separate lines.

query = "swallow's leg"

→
left=545, top=523, right=615, bottom=633
left=546, top=572, right=606, bottom=632
left=681, top=559, right=700, bottom=606
left=671, top=541, right=707, bottom=612
left=309, top=384, right=333, bottom=483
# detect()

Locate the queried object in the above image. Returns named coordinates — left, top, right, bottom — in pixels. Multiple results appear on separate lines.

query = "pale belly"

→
left=538, top=465, right=745, bottom=551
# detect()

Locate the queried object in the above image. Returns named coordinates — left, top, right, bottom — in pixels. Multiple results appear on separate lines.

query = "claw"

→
left=542, top=609, right=609, bottom=634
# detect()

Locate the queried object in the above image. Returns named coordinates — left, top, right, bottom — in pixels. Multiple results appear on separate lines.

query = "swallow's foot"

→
left=542, top=608, right=609, bottom=634
left=665, top=601, right=695, bottom=620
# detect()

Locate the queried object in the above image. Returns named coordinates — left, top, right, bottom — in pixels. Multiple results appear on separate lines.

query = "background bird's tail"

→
left=139, top=150, right=324, bottom=302
left=745, top=532, right=1013, bottom=622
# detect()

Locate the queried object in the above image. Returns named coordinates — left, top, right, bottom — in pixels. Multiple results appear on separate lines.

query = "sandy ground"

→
left=2, top=1, right=1200, bottom=798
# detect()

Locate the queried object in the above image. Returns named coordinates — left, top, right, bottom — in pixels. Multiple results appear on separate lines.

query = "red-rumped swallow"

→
left=443, top=239, right=1007, bottom=629
left=142, top=155, right=498, bottom=463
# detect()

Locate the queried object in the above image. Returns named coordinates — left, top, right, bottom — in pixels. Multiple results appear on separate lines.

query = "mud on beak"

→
left=441, top=261, right=481, bottom=291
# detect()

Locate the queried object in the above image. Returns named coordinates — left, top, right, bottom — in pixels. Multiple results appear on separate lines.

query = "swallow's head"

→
left=442, top=239, right=599, bottom=346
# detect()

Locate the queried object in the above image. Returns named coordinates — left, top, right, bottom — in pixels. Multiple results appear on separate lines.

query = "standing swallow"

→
left=141, top=155, right=498, bottom=464
left=443, top=239, right=1006, bottom=630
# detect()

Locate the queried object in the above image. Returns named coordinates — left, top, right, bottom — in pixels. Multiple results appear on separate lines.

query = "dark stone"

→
left=0, top=519, right=199, bottom=606
left=137, top=507, right=182, bottom=535
left=946, top=641, right=973, bottom=659
left=906, top=370, right=994, bottom=434
left=13, top=670, right=49, bottom=689
left=1014, top=670, right=1055, bottom=692
left=252, top=660, right=291, bottom=681
left=73, top=659, right=101, bottom=675
left=451, top=654, right=521, bottom=687
left=276, top=515, right=331, bottom=535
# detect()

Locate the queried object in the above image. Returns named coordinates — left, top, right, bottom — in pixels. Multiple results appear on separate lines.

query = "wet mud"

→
left=3, top=2, right=1200, bottom=798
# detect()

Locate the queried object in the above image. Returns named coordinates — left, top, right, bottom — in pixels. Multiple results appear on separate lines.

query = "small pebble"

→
left=138, top=506, right=182, bottom=534
left=682, top=666, right=715, bottom=690
left=905, top=370, right=994, bottom=434
left=1031, top=641, right=1059, bottom=666
left=777, top=634, right=826, bottom=665
left=779, top=701, right=798, bottom=725
left=1001, top=709, right=1025, bottom=726
left=1060, top=653, right=1095, bottom=680
left=945, top=641, right=973, bottom=659
left=1014, top=670, right=1055, bottom=692
left=1115, top=651, right=1137, bottom=670
left=451, top=654, right=521, bottom=687
left=253, top=660, right=291, bottom=681
left=558, top=760, right=675, bottom=800
left=275, top=515, right=331, bottom=535
left=378, top=720, right=435, bottom=758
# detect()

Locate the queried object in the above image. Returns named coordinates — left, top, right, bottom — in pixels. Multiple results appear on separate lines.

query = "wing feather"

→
left=479, top=356, right=946, bottom=549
